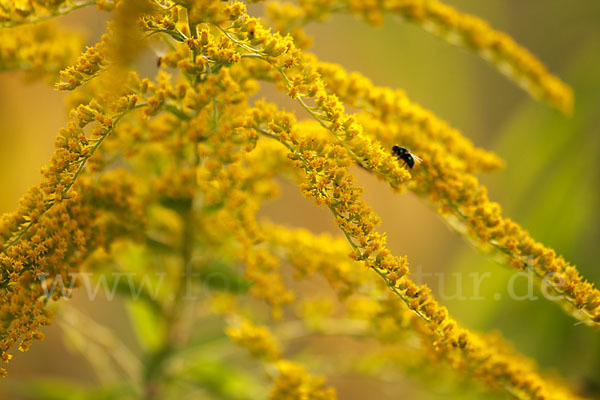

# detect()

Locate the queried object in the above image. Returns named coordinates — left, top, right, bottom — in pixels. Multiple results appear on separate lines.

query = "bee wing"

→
left=412, top=153, right=423, bottom=164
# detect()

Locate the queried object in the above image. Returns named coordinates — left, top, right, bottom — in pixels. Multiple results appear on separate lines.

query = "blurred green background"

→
left=0, top=0, right=599, bottom=398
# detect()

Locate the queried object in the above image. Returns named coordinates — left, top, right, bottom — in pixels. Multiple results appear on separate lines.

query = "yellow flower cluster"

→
left=226, top=318, right=281, bottom=362
left=0, top=22, right=81, bottom=81
left=245, top=101, right=584, bottom=399
left=265, top=0, right=338, bottom=49
left=174, top=0, right=247, bottom=27
left=264, top=223, right=361, bottom=298
left=265, top=224, right=584, bottom=399
left=380, top=0, right=574, bottom=114
left=1, top=95, right=139, bottom=252
left=326, top=102, right=600, bottom=325
left=56, top=34, right=111, bottom=90
left=226, top=318, right=337, bottom=400
left=282, top=57, right=599, bottom=324
left=379, top=112, right=599, bottom=325
left=270, top=360, right=337, bottom=400
left=0, top=0, right=116, bottom=27
left=0, top=170, right=145, bottom=377
left=416, top=159, right=600, bottom=325
left=0, top=88, right=148, bottom=374
left=166, top=7, right=597, bottom=389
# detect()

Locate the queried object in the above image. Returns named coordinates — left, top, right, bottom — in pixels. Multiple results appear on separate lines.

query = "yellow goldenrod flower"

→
left=283, top=54, right=597, bottom=326
left=0, top=0, right=110, bottom=27
left=225, top=317, right=337, bottom=400
left=0, top=84, right=151, bottom=372
left=343, top=105, right=600, bottom=326
left=264, top=223, right=362, bottom=298
left=56, top=34, right=111, bottom=90
left=1, top=94, right=140, bottom=252
left=270, top=360, right=337, bottom=400
left=0, top=170, right=145, bottom=375
left=226, top=318, right=281, bottom=362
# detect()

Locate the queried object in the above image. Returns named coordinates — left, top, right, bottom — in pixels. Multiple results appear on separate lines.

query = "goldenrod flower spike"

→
left=57, top=0, right=155, bottom=91
left=0, top=170, right=146, bottom=377
left=1, top=96, right=139, bottom=250
left=264, top=223, right=362, bottom=298
left=268, top=0, right=573, bottom=114
left=56, top=36, right=111, bottom=90
left=0, top=0, right=113, bottom=28
left=242, top=28, right=593, bottom=325
left=417, top=159, right=600, bottom=327
left=0, top=83, right=153, bottom=373
left=335, top=98, right=600, bottom=326
left=335, top=106, right=600, bottom=327
left=226, top=317, right=337, bottom=400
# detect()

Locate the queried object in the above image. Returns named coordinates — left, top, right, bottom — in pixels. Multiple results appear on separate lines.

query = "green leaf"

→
left=179, top=361, right=267, bottom=400
left=125, top=299, right=166, bottom=352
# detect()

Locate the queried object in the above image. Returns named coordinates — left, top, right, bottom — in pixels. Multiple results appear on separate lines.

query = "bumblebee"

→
left=392, top=145, right=422, bottom=169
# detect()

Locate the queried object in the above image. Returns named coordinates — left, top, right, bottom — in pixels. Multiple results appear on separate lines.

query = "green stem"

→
left=143, top=205, right=195, bottom=399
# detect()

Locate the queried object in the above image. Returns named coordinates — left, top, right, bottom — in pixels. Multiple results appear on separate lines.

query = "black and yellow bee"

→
left=392, top=145, right=422, bottom=169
